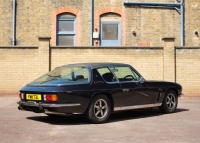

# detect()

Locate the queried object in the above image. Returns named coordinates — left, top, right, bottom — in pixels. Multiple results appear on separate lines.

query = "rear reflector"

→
left=44, top=94, right=58, bottom=102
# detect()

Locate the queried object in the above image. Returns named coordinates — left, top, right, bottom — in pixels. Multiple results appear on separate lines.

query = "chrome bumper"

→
left=17, top=101, right=81, bottom=108
left=179, top=93, right=184, bottom=97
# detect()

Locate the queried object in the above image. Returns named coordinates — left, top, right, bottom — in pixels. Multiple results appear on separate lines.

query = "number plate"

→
left=26, top=94, right=41, bottom=101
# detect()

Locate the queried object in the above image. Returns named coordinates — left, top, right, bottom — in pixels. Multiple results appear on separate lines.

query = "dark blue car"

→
left=18, top=63, right=184, bottom=123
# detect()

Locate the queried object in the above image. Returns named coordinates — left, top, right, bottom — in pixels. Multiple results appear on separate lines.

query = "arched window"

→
left=57, top=13, right=76, bottom=46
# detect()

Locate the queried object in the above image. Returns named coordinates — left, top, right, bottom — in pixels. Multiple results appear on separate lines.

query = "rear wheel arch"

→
left=88, top=92, right=114, bottom=111
left=85, top=93, right=112, bottom=123
left=103, top=93, right=114, bottom=111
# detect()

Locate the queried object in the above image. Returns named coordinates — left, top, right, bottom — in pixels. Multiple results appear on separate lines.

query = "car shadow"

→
left=27, top=114, right=88, bottom=125
left=108, top=108, right=189, bottom=123
left=27, top=108, right=189, bottom=125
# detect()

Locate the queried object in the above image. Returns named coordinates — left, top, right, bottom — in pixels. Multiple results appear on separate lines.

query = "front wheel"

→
left=159, top=90, right=178, bottom=113
left=86, top=95, right=111, bottom=124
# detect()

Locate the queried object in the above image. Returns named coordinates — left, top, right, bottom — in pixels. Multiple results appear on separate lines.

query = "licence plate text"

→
left=26, top=94, right=41, bottom=100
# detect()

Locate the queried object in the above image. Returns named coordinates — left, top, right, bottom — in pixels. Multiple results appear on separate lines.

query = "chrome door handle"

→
left=123, top=89, right=129, bottom=92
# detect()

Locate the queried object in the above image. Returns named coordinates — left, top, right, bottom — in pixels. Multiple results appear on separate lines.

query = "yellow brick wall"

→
left=0, top=0, right=199, bottom=46
left=0, top=38, right=51, bottom=94
left=0, top=47, right=40, bottom=93
left=0, top=46, right=163, bottom=94
left=94, top=0, right=180, bottom=46
left=176, top=47, right=200, bottom=97
left=123, top=2, right=180, bottom=46
left=51, top=47, right=164, bottom=81
left=163, top=38, right=175, bottom=82
left=15, top=0, right=90, bottom=46
left=185, top=0, right=200, bottom=46
left=0, top=1, right=12, bottom=45
left=0, top=41, right=200, bottom=97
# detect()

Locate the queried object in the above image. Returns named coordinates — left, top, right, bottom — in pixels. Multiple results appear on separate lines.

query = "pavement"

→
left=0, top=96, right=200, bottom=143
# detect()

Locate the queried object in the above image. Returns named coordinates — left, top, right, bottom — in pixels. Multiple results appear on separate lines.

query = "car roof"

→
left=62, top=63, right=131, bottom=69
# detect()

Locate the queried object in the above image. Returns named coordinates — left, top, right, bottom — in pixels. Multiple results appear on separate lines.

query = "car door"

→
left=109, top=66, right=154, bottom=106
left=93, top=67, right=124, bottom=107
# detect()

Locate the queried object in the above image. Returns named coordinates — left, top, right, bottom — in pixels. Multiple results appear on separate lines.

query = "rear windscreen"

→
left=29, top=66, right=90, bottom=85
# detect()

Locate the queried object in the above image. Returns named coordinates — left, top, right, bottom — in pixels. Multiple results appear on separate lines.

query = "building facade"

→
left=0, top=0, right=200, bottom=47
left=1, top=0, right=200, bottom=96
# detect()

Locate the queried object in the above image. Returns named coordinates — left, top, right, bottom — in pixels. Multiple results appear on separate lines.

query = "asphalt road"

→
left=0, top=96, right=199, bottom=143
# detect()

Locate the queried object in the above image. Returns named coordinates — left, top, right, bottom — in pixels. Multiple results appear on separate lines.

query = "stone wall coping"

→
left=0, top=46, right=38, bottom=49
left=0, top=46, right=164, bottom=49
left=176, top=46, right=200, bottom=49
left=50, top=46, right=163, bottom=49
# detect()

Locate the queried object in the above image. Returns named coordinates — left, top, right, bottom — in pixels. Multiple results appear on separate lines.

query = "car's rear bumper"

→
left=17, top=101, right=82, bottom=114
left=18, top=101, right=81, bottom=107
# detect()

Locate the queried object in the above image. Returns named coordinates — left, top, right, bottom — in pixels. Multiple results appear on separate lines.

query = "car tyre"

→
left=159, top=90, right=178, bottom=113
left=86, top=94, right=111, bottom=124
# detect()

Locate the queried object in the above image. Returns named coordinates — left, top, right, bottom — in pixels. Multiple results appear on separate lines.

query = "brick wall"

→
left=1, top=37, right=200, bottom=96
left=5, top=0, right=89, bottom=46
left=0, top=45, right=163, bottom=94
left=176, top=47, right=200, bottom=97
left=0, top=0, right=199, bottom=46
left=0, top=1, right=13, bottom=45
left=185, top=0, right=200, bottom=46
left=50, top=47, right=163, bottom=80
left=0, top=46, right=39, bottom=93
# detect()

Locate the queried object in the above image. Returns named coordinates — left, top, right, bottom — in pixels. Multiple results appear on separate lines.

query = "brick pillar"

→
left=38, top=36, right=51, bottom=75
left=162, top=37, right=175, bottom=82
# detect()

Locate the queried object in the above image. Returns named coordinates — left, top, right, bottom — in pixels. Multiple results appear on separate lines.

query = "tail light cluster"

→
left=19, top=93, right=24, bottom=99
left=19, top=93, right=58, bottom=102
left=44, top=94, right=58, bottom=102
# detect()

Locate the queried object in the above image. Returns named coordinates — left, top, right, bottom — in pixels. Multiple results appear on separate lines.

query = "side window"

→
left=73, top=67, right=89, bottom=81
left=57, top=13, right=76, bottom=46
left=110, top=66, right=140, bottom=82
left=97, top=67, right=117, bottom=82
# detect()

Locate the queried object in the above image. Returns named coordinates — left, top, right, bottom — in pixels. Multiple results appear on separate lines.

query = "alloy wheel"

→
left=94, top=99, right=108, bottom=119
left=166, top=93, right=176, bottom=110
